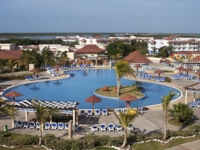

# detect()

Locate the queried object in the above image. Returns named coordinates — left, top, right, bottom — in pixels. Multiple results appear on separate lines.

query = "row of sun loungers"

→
left=14, top=99, right=78, bottom=111
left=91, top=123, right=134, bottom=132
left=14, top=120, right=79, bottom=131
left=115, top=107, right=143, bottom=114
left=137, top=73, right=166, bottom=82
left=25, top=75, right=41, bottom=81
left=170, top=74, right=193, bottom=80
left=79, top=109, right=108, bottom=117
left=32, top=100, right=78, bottom=109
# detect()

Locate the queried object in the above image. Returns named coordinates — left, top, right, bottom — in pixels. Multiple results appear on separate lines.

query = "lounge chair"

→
left=25, top=76, right=30, bottom=81
left=91, top=125, right=99, bottom=132
left=188, top=100, right=200, bottom=108
left=79, top=110, right=85, bottom=116
left=51, top=122, right=57, bottom=130
left=94, top=109, right=101, bottom=117
left=14, top=120, right=18, bottom=128
left=138, top=107, right=143, bottom=114
left=64, top=123, right=68, bottom=130
left=87, top=109, right=93, bottom=117
left=35, top=75, right=42, bottom=80
left=58, top=122, right=64, bottom=130
left=127, top=123, right=134, bottom=132
left=23, top=121, right=29, bottom=128
left=17, top=121, right=23, bottom=128
left=99, top=123, right=107, bottom=132
left=101, top=109, right=108, bottom=116
left=107, top=123, right=115, bottom=132
left=44, top=122, right=51, bottom=130
left=36, top=122, right=40, bottom=130
left=29, top=121, right=35, bottom=129
left=115, top=124, right=123, bottom=131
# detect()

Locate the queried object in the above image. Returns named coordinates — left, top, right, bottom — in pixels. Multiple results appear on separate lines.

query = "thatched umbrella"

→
left=182, top=68, right=192, bottom=76
left=5, top=91, right=23, bottom=128
left=29, top=68, right=39, bottom=77
left=85, top=95, right=102, bottom=114
left=119, top=94, right=137, bottom=108
left=176, top=66, right=184, bottom=75
left=53, top=65, right=61, bottom=74
left=133, top=64, right=142, bottom=74
left=154, top=70, right=163, bottom=79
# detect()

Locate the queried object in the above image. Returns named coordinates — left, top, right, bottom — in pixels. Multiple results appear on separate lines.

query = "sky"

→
left=0, top=0, right=199, bottom=33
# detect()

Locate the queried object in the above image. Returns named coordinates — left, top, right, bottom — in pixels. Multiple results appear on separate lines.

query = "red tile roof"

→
left=191, top=56, right=200, bottom=62
left=123, top=51, right=153, bottom=63
left=0, top=50, right=23, bottom=59
left=76, top=45, right=105, bottom=53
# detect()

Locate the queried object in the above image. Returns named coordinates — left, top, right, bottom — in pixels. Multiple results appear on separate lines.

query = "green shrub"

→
left=43, top=134, right=56, bottom=148
left=0, top=73, right=32, bottom=80
left=84, top=134, right=99, bottom=149
left=189, top=125, right=200, bottom=132
left=165, top=77, right=171, bottom=82
left=54, top=140, right=73, bottom=150
left=108, top=136, right=123, bottom=147
left=71, top=139, right=83, bottom=150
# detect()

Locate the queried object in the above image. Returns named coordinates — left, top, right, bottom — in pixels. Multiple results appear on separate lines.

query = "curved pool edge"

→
left=123, top=76, right=183, bottom=108
left=1, top=74, right=71, bottom=100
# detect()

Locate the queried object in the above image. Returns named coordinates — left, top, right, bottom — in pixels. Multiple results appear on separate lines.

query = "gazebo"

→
left=123, top=51, right=153, bottom=70
left=184, top=83, right=200, bottom=104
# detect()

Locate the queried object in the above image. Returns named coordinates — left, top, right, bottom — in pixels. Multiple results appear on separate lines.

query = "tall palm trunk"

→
left=117, top=76, right=121, bottom=96
left=163, top=111, right=167, bottom=140
left=12, top=98, right=15, bottom=129
left=121, top=129, right=127, bottom=148
left=39, top=124, right=43, bottom=145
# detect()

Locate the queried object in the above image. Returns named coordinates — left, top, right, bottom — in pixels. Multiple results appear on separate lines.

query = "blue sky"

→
left=0, top=0, right=199, bottom=33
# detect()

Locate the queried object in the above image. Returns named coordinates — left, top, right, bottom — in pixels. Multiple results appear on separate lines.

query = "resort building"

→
left=0, top=43, right=16, bottom=50
left=76, top=44, right=108, bottom=66
left=148, top=35, right=200, bottom=54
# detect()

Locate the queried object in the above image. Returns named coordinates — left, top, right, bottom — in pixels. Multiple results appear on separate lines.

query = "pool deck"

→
left=0, top=66, right=200, bottom=142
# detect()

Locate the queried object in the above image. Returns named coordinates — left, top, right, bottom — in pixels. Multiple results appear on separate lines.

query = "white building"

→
left=148, top=35, right=200, bottom=54
left=0, top=43, right=16, bottom=50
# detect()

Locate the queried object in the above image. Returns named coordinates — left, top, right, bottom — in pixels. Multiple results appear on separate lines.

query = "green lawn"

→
left=0, top=146, right=45, bottom=150
left=95, top=85, right=144, bottom=98
left=131, top=134, right=200, bottom=150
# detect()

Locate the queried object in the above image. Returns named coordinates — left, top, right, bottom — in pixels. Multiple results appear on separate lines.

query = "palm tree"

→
left=41, top=47, right=54, bottom=66
left=0, top=99, right=12, bottom=117
left=33, top=101, right=58, bottom=145
left=161, top=90, right=177, bottom=140
left=114, top=59, right=135, bottom=96
left=112, top=108, right=138, bottom=148
left=60, top=51, right=68, bottom=66
left=168, top=102, right=194, bottom=125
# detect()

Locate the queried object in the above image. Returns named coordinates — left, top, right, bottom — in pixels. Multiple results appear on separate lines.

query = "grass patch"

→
left=131, top=133, right=200, bottom=150
left=95, top=147, right=116, bottom=150
left=163, top=70, right=174, bottom=73
left=95, top=85, right=144, bottom=98
left=0, top=146, right=45, bottom=150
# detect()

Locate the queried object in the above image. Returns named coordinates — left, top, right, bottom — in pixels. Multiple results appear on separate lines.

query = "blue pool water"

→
left=3, top=69, right=181, bottom=109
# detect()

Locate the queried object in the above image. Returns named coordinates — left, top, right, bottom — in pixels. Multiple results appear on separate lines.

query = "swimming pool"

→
left=3, top=69, right=181, bottom=109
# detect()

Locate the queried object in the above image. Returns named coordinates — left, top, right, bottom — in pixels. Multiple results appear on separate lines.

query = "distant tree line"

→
left=0, top=38, right=67, bottom=46
left=106, top=40, right=148, bottom=59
